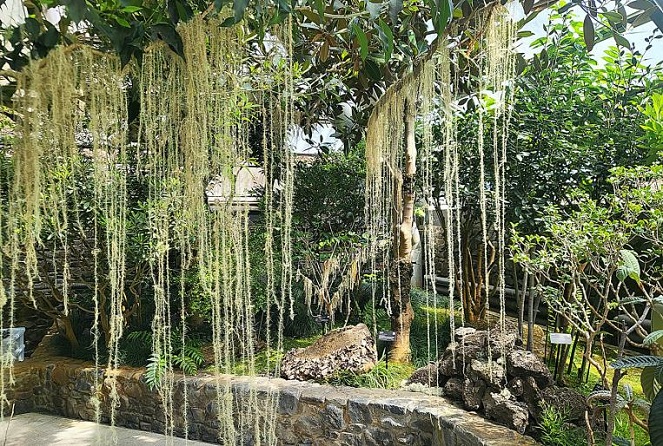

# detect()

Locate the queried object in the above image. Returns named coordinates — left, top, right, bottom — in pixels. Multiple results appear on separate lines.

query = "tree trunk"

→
left=516, top=263, right=528, bottom=341
left=526, top=273, right=536, bottom=351
left=60, top=315, right=80, bottom=350
left=389, top=100, right=416, bottom=363
left=390, top=260, right=414, bottom=362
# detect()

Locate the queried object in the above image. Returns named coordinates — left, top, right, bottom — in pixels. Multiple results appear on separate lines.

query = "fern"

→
left=173, top=354, right=198, bottom=375
left=145, top=353, right=167, bottom=391
left=611, top=355, right=663, bottom=370
left=643, top=330, right=663, bottom=346
left=138, top=333, right=207, bottom=389
left=181, top=345, right=205, bottom=366
left=126, top=330, right=153, bottom=345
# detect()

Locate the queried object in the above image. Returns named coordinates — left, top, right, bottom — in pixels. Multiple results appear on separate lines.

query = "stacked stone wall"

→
left=6, top=357, right=538, bottom=445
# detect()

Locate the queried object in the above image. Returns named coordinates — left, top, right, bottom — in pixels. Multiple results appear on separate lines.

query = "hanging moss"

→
left=2, top=13, right=296, bottom=445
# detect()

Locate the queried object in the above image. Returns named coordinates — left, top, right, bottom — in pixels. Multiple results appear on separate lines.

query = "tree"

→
left=2, top=0, right=661, bottom=365
left=431, top=11, right=662, bottom=333
left=512, top=158, right=663, bottom=444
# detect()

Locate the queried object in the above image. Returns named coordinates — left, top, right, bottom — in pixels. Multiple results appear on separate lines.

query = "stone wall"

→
left=6, top=356, right=538, bottom=446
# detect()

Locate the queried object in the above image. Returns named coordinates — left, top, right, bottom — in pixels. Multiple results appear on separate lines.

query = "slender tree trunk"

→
left=605, top=328, right=627, bottom=446
left=389, top=100, right=416, bottom=363
left=526, top=273, right=536, bottom=351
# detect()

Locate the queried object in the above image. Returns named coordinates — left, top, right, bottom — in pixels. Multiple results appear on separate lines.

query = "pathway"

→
left=0, top=412, right=215, bottom=445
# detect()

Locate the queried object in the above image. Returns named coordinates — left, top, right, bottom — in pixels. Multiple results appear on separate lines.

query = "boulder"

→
left=408, top=362, right=444, bottom=387
left=443, top=377, right=464, bottom=401
left=439, top=331, right=490, bottom=374
left=462, top=378, right=486, bottom=411
left=540, top=386, right=587, bottom=423
left=520, top=376, right=542, bottom=418
left=507, top=349, right=553, bottom=388
left=280, top=324, right=377, bottom=381
left=482, top=391, right=529, bottom=435
left=506, top=377, right=524, bottom=398
left=488, top=330, right=519, bottom=356
left=454, top=327, right=476, bottom=341
left=438, top=355, right=457, bottom=377
left=468, top=359, right=505, bottom=388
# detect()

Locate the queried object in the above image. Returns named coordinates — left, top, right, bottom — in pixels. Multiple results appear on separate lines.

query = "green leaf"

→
left=114, top=16, right=131, bottom=28
left=378, top=19, right=393, bottom=62
left=617, top=249, right=640, bottom=282
left=517, top=30, right=535, bottom=38
left=353, top=23, right=369, bottom=61
left=602, top=11, right=624, bottom=24
left=628, top=0, right=655, bottom=10
left=150, top=24, right=184, bottom=58
left=39, top=26, right=60, bottom=48
left=650, top=389, right=663, bottom=446
left=644, top=330, right=663, bottom=346
left=233, top=0, right=249, bottom=23
left=616, top=266, right=628, bottom=282
left=366, top=1, right=381, bottom=19
left=388, top=0, right=403, bottom=23
left=583, top=15, right=595, bottom=51
left=122, top=6, right=141, bottom=13
left=630, top=8, right=654, bottom=27
left=612, top=355, right=663, bottom=369
left=63, top=0, right=87, bottom=23
left=365, top=58, right=381, bottom=81
left=641, top=366, right=662, bottom=400
left=436, top=0, right=452, bottom=33
left=613, top=33, right=630, bottom=48
left=24, top=18, right=40, bottom=38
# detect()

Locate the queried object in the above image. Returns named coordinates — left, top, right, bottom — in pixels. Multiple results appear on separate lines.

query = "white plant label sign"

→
left=549, top=333, right=573, bottom=345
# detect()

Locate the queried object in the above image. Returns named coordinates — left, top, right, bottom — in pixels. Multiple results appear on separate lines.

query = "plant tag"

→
left=378, top=331, right=396, bottom=342
left=549, top=333, right=572, bottom=345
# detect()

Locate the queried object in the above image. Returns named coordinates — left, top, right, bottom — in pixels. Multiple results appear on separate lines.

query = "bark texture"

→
left=389, top=100, right=416, bottom=363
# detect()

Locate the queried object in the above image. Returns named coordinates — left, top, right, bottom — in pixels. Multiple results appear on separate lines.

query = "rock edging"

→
left=6, top=356, right=539, bottom=445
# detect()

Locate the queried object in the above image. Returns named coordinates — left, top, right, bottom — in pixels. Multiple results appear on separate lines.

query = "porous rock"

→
left=443, top=377, right=464, bottom=401
left=280, top=324, right=377, bottom=381
left=482, top=391, right=529, bottom=435
left=407, top=362, right=443, bottom=387
left=540, top=385, right=587, bottom=423
left=507, top=349, right=553, bottom=388
left=462, top=378, right=486, bottom=411
left=468, top=359, right=505, bottom=388
left=520, top=376, right=542, bottom=418
left=506, top=377, right=524, bottom=398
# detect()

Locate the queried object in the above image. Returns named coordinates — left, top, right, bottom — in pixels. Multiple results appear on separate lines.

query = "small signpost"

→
left=549, top=333, right=572, bottom=345
left=313, top=313, right=330, bottom=332
left=549, top=332, right=572, bottom=381
left=378, top=331, right=396, bottom=369
left=313, top=314, right=330, bottom=324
